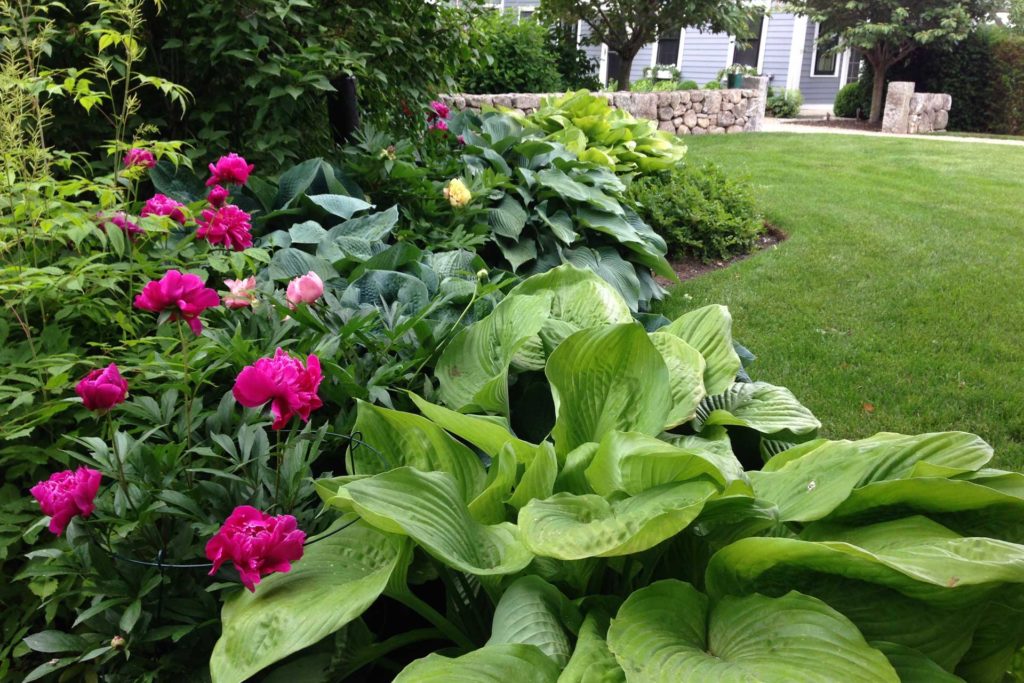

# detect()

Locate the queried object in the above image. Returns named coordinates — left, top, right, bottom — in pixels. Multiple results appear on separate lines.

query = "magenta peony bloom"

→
left=206, top=506, right=305, bottom=591
left=207, top=185, right=230, bottom=208
left=233, top=348, right=323, bottom=430
left=196, top=205, right=253, bottom=252
left=76, top=363, right=128, bottom=411
left=429, top=100, right=450, bottom=120
left=223, top=276, right=257, bottom=309
left=285, top=271, right=324, bottom=308
left=99, top=212, right=143, bottom=236
left=31, top=467, right=102, bottom=535
left=429, top=119, right=449, bottom=132
left=140, top=194, right=187, bottom=224
left=206, top=153, right=254, bottom=187
left=134, top=269, right=220, bottom=335
left=123, top=148, right=156, bottom=169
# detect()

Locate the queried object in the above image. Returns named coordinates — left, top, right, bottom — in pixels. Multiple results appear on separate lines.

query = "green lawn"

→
left=660, top=133, right=1024, bottom=470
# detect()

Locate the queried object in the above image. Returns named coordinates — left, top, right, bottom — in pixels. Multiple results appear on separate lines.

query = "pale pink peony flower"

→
left=223, top=276, right=257, bottom=309
left=207, top=185, right=230, bottom=208
left=232, top=348, right=323, bottom=430
left=75, top=363, right=128, bottom=411
left=285, top=271, right=324, bottom=308
left=134, top=269, right=220, bottom=335
left=196, top=205, right=253, bottom=252
left=206, top=153, right=254, bottom=187
left=123, top=148, right=156, bottom=169
left=140, top=194, right=187, bottom=224
left=99, top=212, right=143, bottom=236
left=206, top=505, right=305, bottom=591
left=31, top=467, right=102, bottom=535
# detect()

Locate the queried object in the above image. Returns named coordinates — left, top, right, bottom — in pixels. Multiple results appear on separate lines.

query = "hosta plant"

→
left=210, top=265, right=1024, bottom=682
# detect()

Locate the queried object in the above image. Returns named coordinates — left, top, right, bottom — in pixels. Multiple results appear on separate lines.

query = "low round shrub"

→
left=679, top=79, right=699, bottom=90
left=704, top=80, right=722, bottom=89
left=766, top=87, right=803, bottom=118
left=834, top=81, right=869, bottom=118
left=626, top=162, right=764, bottom=262
left=630, top=78, right=655, bottom=92
left=458, top=12, right=563, bottom=93
left=652, top=80, right=680, bottom=92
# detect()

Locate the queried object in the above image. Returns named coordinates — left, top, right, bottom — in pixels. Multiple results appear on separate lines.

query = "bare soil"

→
left=658, top=223, right=788, bottom=285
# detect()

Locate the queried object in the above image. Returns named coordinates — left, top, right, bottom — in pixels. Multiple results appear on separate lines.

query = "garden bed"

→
left=659, top=222, right=787, bottom=284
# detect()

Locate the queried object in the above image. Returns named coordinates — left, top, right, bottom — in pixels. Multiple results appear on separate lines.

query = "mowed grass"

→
left=659, top=133, right=1024, bottom=470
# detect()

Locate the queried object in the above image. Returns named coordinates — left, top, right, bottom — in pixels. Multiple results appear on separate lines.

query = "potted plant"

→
left=718, top=64, right=757, bottom=89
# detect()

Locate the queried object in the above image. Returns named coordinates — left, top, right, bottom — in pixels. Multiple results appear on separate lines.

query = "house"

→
left=490, top=0, right=861, bottom=108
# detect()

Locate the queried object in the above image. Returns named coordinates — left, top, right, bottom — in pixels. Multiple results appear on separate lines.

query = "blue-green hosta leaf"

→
left=327, top=204, right=399, bottom=241
left=487, top=576, right=578, bottom=667
left=424, top=249, right=481, bottom=279
left=210, top=521, right=407, bottom=683
left=489, top=195, right=529, bottom=240
left=694, top=382, right=820, bottom=437
left=662, top=305, right=740, bottom=395
left=558, top=612, right=625, bottom=683
left=706, top=516, right=1024, bottom=609
left=149, top=160, right=203, bottom=203
left=752, top=431, right=995, bottom=523
left=536, top=168, right=622, bottom=214
left=518, top=480, right=718, bottom=560
left=507, top=442, right=558, bottom=510
left=394, top=644, right=560, bottom=682
left=286, top=220, right=327, bottom=244
left=436, top=293, right=553, bottom=415
left=648, top=332, right=706, bottom=429
left=547, top=324, right=671, bottom=456
left=349, top=401, right=485, bottom=502
left=274, top=158, right=322, bottom=209
left=409, top=393, right=539, bottom=464
left=584, top=430, right=728, bottom=497
left=606, top=580, right=898, bottom=682
left=872, top=642, right=965, bottom=682
left=267, top=247, right=335, bottom=282
left=498, top=235, right=539, bottom=272
left=536, top=201, right=578, bottom=244
left=339, top=270, right=430, bottom=312
left=308, top=194, right=372, bottom=219
left=331, top=467, right=533, bottom=576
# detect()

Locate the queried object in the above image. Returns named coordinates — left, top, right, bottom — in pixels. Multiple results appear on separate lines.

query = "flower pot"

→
left=727, top=73, right=745, bottom=89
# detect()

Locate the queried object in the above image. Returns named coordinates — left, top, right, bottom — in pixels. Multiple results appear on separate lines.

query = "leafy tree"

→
left=787, top=0, right=999, bottom=122
left=538, top=0, right=750, bottom=89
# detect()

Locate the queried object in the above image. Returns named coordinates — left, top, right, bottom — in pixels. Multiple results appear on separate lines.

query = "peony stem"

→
left=391, top=589, right=475, bottom=651
left=177, top=321, right=194, bottom=486
left=107, top=411, right=138, bottom=517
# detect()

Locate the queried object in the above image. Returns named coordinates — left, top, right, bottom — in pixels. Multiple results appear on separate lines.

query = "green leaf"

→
left=409, top=393, right=539, bottom=465
left=547, top=324, right=671, bottom=456
left=518, top=480, right=718, bottom=560
left=149, top=160, right=204, bottom=203
left=331, top=468, right=533, bottom=576
left=607, top=580, right=898, bottom=682
left=507, top=264, right=632, bottom=330
left=274, top=158, right=322, bottom=209
left=308, top=194, right=372, bottom=219
left=210, top=521, right=406, bottom=683
left=340, top=270, right=430, bottom=312
left=498, top=235, right=538, bottom=272
left=394, top=644, right=560, bottom=682
left=487, top=576, right=578, bottom=667
left=694, top=382, right=820, bottom=437
left=662, top=305, right=741, bottom=395
left=559, top=246, right=641, bottom=312
left=469, top=444, right=519, bottom=524
left=22, top=630, right=89, bottom=653
left=267, top=247, right=335, bottom=282
left=558, top=611, right=625, bottom=683
left=872, top=642, right=965, bottom=682
left=584, top=430, right=728, bottom=497
left=507, top=442, right=558, bottom=510
left=648, top=332, right=706, bottom=429
left=489, top=195, right=529, bottom=239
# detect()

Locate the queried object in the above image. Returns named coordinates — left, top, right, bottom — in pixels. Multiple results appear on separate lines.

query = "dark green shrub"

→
left=549, top=22, right=600, bottom=90
left=679, top=80, right=699, bottom=90
left=704, top=80, right=722, bottom=89
left=766, top=87, right=803, bottom=118
left=834, top=81, right=870, bottom=118
left=457, top=12, right=564, bottom=94
left=990, top=33, right=1024, bottom=134
left=626, top=162, right=764, bottom=262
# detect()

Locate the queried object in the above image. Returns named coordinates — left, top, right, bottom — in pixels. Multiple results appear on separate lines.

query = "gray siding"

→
left=798, top=21, right=843, bottom=104
left=761, top=13, right=794, bottom=91
left=680, top=28, right=730, bottom=86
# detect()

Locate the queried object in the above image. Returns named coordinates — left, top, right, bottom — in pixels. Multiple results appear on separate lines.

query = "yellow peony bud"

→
left=443, top=178, right=472, bottom=208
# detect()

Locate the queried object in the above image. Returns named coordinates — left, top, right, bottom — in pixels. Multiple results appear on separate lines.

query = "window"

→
left=811, top=23, right=840, bottom=76
left=606, top=50, right=622, bottom=85
left=732, top=15, right=765, bottom=68
left=518, top=8, right=534, bottom=22
left=656, top=27, right=682, bottom=66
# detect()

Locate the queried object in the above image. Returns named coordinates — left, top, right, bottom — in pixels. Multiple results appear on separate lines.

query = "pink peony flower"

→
left=285, top=271, right=324, bottom=308
left=75, top=363, right=128, bottom=411
left=206, top=153, right=254, bottom=187
left=140, top=194, right=187, bottom=224
left=99, top=212, right=143, bottom=236
left=123, top=148, right=156, bottom=169
left=207, top=185, right=230, bottom=208
left=457, top=134, right=466, bottom=145
left=206, top=505, right=305, bottom=591
left=232, top=348, right=323, bottom=430
left=31, top=467, right=102, bottom=535
left=429, top=100, right=450, bottom=120
left=223, top=276, right=257, bottom=309
left=429, top=119, right=448, bottom=132
left=196, top=205, right=253, bottom=251
left=134, top=269, right=220, bottom=335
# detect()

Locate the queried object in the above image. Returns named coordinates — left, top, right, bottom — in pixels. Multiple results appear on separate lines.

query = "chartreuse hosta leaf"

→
left=558, top=611, right=625, bottom=683
left=871, top=642, right=965, bottom=682
left=409, top=392, right=539, bottom=465
left=694, top=382, right=820, bottom=437
left=547, top=323, right=671, bottom=457
left=661, top=426, right=747, bottom=485
left=585, top=430, right=728, bottom=497
left=393, top=644, right=560, bottom=682
left=210, top=521, right=407, bottom=683
left=350, top=400, right=485, bottom=502
left=751, top=431, right=995, bottom=523
left=486, top=576, right=579, bottom=667
left=436, top=292, right=553, bottom=414
left=469, top=444, right=519, bottom=524
left=662, top=305, right=741, bottom=395
left=328, top=467, right=533, bottom=576
left=607, top=580, right=898, bottom=682
left=648, top=332, right=705, bottom=429
left=518, top=479, right=719, bottom=560
left=507, top=442, right=558, bottom=510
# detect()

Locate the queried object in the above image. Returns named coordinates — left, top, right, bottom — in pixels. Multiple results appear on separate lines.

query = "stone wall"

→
left=882, top=82, right=953, bottom=134
left=443, top=77, right=768, bottom=136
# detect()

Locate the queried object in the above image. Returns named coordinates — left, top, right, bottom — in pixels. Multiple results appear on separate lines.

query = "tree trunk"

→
left=868, top=56, right=890, bottom=123
left=616, top=53, right=636, bottom=90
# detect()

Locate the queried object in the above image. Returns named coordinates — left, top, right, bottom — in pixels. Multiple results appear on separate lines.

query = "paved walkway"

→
left=762, top=118, right=1024, bottom=147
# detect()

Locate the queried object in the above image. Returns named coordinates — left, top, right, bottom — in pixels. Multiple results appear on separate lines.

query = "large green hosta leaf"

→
left=648, top=332, right=705, bottom=429
left=436, top=293, right=552, bottom=414
left=694, top=382, right=820, bottom=437
left=350, top=400, right=485, bottom=502
left=606, top=580, right=898, bottom=682
left=328, top=467, right=533, bottom=576
left=584, top=430, right=728, bottom=496
left=518, top=480, right=718, bottom=560
left=547, top=324, right=671, bottom=456
left=871, top=642, right=965, bottom=682
left=662, top=305, right=740, bottom=395
left=393, top=644, right=560, bottom=682
left=558, top=612, right=625, bottom=683
left=486, top=576, right=578, bottom=667
left=507, top=263, right=632, bottom=329
left=409, top=393, right=539, bottom=465
left=210, top=521, right=406, bottom=683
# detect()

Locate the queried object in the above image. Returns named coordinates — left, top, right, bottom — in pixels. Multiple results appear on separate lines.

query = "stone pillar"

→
left=881, top=82, right=915, bottom=134
left=741, top=76, right=769, bottom=132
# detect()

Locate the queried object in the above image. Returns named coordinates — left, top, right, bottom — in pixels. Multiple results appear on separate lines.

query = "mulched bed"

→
left=658, top=223, right=788, bottom=285
left=784, top=117, right=881, bottom=132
